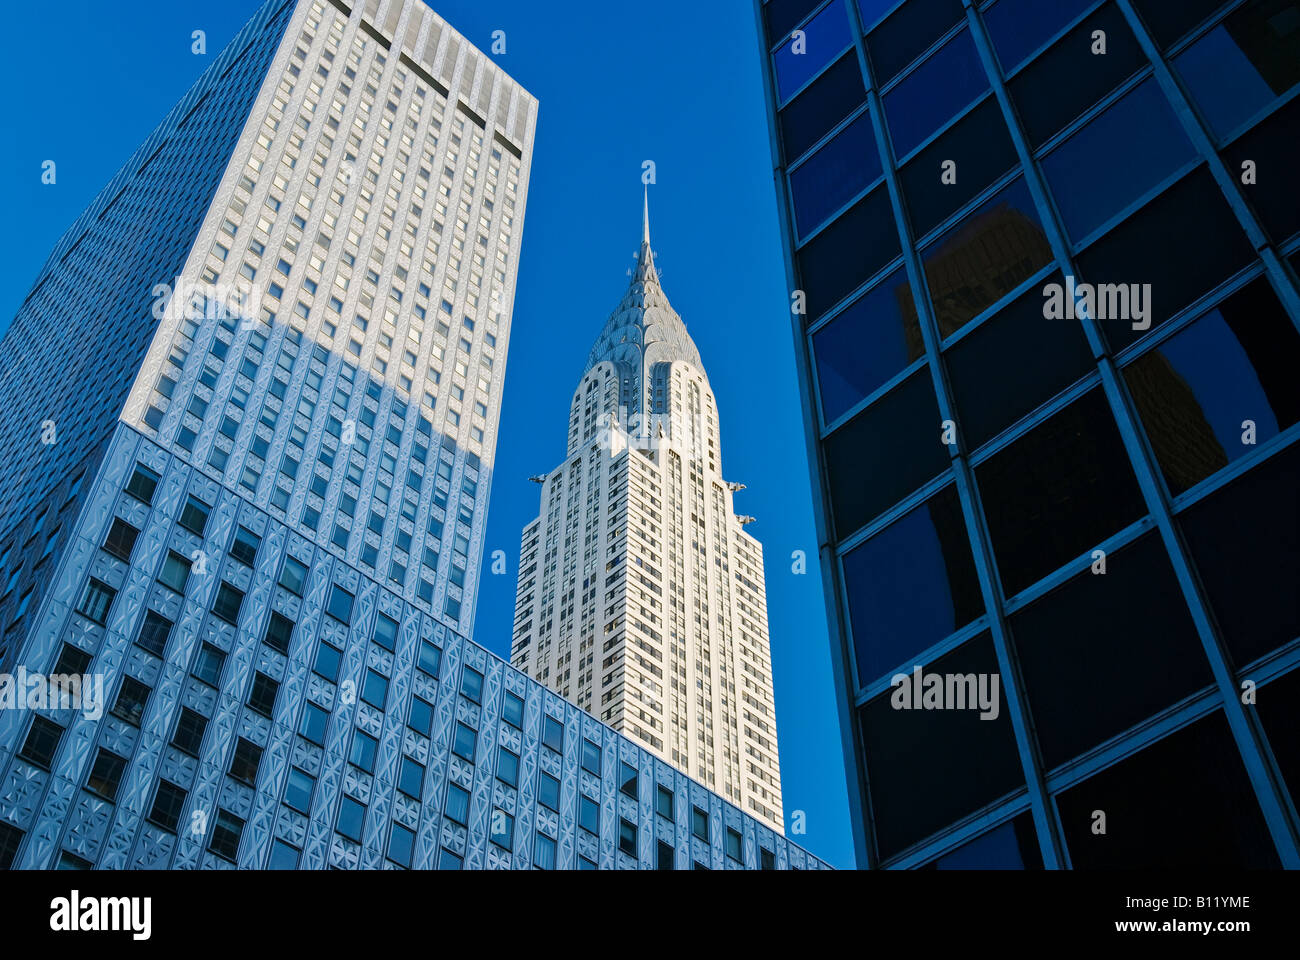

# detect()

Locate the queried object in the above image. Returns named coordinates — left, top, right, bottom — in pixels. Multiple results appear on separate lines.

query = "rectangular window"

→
left=452, top=722, right=477, bottom=761
left=446, top=783, right=470, bottom=825
left=19, top=716, right=63, bottom=768
left=336, top=796, right=365, bottom=842
left=656, top=784, right=674, bottom=820
left=112, top=676, right=150, bottom=726
left=172, top=708, right=207, bottom=755
left=538, top=772, right=560, bottom=811
left=229, top=737, right=263, bottom=785
left=692, top=806, right=709, bottom=842
left=264, top=611, right=294, bottom=653
left=489, top=808, right=514, bottom=850
left=619, top=761, right=638, bottom=799
left=418, top=640, right=442, bottom=677
left=124, top=464, right=160, bottom=505
left=497, top=747, right=519, bottom=787
left=192, top=643, right=226, bottom=687
left=247, top=671, right=279, bottom=717
left=77, top=578, right=116, bottom=625
left=726, top=827, right=743, bottom=861
left=361, top=669, right=388, bottom=709
left=461, top=666, right=483, bottom=703
left=179, top=495, right=212, bottom=536
left=657, top=839, right=675, bottom=870
left=581, top=739, right=602, bottom=775
left=408, top=696, right=434, bottom=737
left=327, top=584, right=354, bottom=623
left=85, top=748, right=127, bottom=801
left=148, top=780, right=187, bottom=832
left=279, top=556, right=308, bottom=596
left=618, top=818, right=637, bottom=857
left=349, top=730, right=378, bottom=773
left=136, top=610, right=173, bottom=657
left=502, top=691, right=524, bottom=728
left=373, top=613, right=398, bottom=651
left=158, top=552, right=192, bottom=594
left=284, top=767, right=315, bottom=813
left=229, top=525, right=260, bottom=566
left=399, top=756, right=425, bottom=799
left=579, top=795, right=599, bottom=835
left=102, top=518, right=139, bottom=561
left=209, top=809, right=244, bottom=861
left=211, top=582, right=245, bottom=624
left=534, top=833, right=557, bottom=870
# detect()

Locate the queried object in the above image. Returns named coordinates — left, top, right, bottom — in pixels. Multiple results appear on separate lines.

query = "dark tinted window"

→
left=264, top=611, right=294, bottom=653
left=1225, top=95, right=1300, bottom=244
left=976, top=389, right=1147, bottom=597
left=19, top=716, right=62, bottom=767
left=884, top=29, right=989, bottom=158
left=1008, top=2, right=1147, bottom=149
left=812, top=267, right=922, bottom=424
left=778, top=52, right=867, bottom=163
left=919, top=812, right=1044, bottom=869
left=899, top=96, right=1017, bottom=240
left=790, top=111, right=881, bottom=239
left=945, top=275, right=1094, bottom=449
left=86, top=748, right=127, bottom=801
left=136, top=610, right=174, bottom=657
left=843, top=485, right=984, bottom=685
left=859, top=633, right=1024, bottom=860
left=797, top=185, right=900, bottom=322
left=983, top=0, right=1094, bottom=72
left=1255, top=666, right=1300, bottom=811
left=1055, top=711, right=1280, bottom=867
left=1131, top=0, right=1232, bottom=49
left=823, top=370, right=947, bottom=538
left=1042, top=80, right=1194, bottom=242
left=1075, top=170, right=1255, bottom=354
left=1126, top=278, right=1300, bottom=496
left=1180, top=441, right=1299, bottom=667
left=1175, top=0, right=1300, bottom=140
left=1011, top=533, right=1213, bottom=768
left=765, top=0, right=824, bottom=45
left=866, top=0, right=965, bottom=86
left=920, top=177, right=1053, bottom=339
left=103, top=518, right=139, bottom=561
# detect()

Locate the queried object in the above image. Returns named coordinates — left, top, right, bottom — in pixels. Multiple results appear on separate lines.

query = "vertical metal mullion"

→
left=750, top=0, right=875, bottom=869
left=853, top=0, right=1066, bottom=869
left=968, top=0, right=1300, bottom=866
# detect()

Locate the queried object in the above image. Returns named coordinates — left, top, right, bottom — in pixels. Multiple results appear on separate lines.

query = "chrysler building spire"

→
left=511, top=198, right=785, bottom=832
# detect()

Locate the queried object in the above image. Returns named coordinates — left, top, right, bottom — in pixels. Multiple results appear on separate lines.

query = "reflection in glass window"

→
left=1042, top=80, right=1194, bottom=243
left=1175, top=0, right=1300, bottom=140
left=812, top=268, right=922, bottom=425
left=1132, top=0, right=1234, bottom=50
left=1126, top=278, right=1300, bottom=497
left=1075, top=169, right=1254, bottom=354
left=842, top=484, right=983, bottom=685
left=883, top=29, right=988, bottom=159
left=773, top=0, right=852, bottom=102
left=919, top=178, right=1053, bottom=340
left=976, top=389, right=1147, bottom=597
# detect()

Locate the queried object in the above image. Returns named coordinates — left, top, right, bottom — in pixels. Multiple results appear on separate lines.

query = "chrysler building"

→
left=511, top=195, right=784, bottom=831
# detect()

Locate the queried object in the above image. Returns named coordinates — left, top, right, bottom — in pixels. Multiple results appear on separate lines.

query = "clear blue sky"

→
left=0, top=0, right=853, bottom=868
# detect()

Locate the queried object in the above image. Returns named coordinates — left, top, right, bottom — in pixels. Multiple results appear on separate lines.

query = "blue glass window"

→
left=1041, top=80, right=1194, bottom=243
left=866, top=0, right=965, bottom=85
left=842, top=484, right=984, bottom=685
left=1175, top=0, right=1300, bottom=140
left=883, top=29, right=988, bottom=158
left=812, top=267, right=922, bottom=425
left=774, top=0, right=852, bottom=102
left=1126, top=278, right=1300, bottom=497
left=790, top=111, right=881, bottom=239
left=983, top=0, right=1094, bottom=72
left=452, top=722, right=477, bottom=761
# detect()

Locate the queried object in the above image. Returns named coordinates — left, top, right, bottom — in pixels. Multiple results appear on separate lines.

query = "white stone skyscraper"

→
left=511, top=196, right=784, bottom=832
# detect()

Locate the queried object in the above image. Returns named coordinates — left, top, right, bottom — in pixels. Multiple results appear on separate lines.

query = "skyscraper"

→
left=754, top=0, right=1300, bottom=868
left=511, top=196, right=786, bottom=833
left=0, top=0, right=824, bottom=872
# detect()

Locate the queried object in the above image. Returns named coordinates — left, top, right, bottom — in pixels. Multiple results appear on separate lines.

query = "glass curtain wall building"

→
left=753, top=0, right=1300, bottom=868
